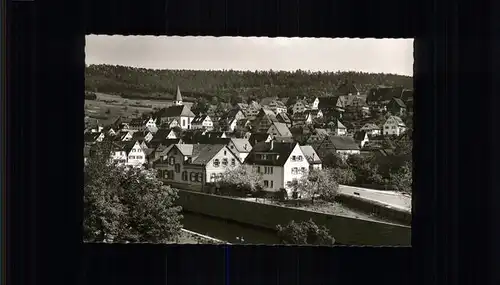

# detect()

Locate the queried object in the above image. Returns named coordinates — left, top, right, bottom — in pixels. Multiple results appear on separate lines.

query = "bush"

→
left=276, top=219, right=335, bottom=245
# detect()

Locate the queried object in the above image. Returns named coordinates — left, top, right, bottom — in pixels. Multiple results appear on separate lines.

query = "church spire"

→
left=174, top=86, right=183, bottom=105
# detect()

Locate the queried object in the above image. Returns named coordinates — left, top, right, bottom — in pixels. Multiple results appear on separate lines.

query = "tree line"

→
left=85, top=64, right=413, bottom=103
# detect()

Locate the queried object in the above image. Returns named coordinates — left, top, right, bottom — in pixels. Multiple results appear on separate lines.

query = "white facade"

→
left=166, top=130, right=178, bottom=139
left=111, top=150, right=128, bottom=165
left=336, top=149, right=361, bottom=159
left=383, top=116, right=407, bottom=136
left=192, top=116, right=214, bottom=130
left=127, top=142, right=147, bottom=167
left=283, top=144, right=311, bottom=195
left=180, top=116, right=194, bottom=130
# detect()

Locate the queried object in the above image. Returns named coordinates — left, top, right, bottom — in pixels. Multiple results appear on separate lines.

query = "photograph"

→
left=84, top=35, right=413, bottom=246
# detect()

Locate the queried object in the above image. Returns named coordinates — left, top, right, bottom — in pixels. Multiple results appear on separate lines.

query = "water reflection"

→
left=181, top=211, right=281, bottom=245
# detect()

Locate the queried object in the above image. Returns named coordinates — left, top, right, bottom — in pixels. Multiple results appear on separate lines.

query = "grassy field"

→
left=84, top=92, right=194, bottom=125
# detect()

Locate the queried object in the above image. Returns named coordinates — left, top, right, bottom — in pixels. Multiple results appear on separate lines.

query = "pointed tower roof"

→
left=176, top=86, right=183, bottom=101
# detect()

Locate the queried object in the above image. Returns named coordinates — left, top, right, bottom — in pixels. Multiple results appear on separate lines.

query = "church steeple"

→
left=173, top=86, right=183, bottom=106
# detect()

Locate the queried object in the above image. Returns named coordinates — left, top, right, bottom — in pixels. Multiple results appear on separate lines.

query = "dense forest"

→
left=85, top=64, right=413, bottom=103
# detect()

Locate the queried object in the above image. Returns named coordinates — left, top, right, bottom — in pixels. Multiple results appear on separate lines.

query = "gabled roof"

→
left=327, top=136, right=360, bottom=150
left=276, top=112, right=291, bottom=123
left=229, top=138, right=252, bottom=153
left=260, top=97, right=279, bottom=106
left=172, top=144, right=227, bottom=166
left=300, top=145, right=322, bottom=164
left=245, top=142, right=299, bottom=166
left=385, top=116, right=406, bottom=126
left=192, top=114, right=209, bottom=124
left=361, top=123, right=380, bottom=130
left=336, top=80, right=359, bottom=95
left=84, top=132, right=103, bottom=142
left=155, top=105, right=195, bottom=118
left=328, top=119, right=347, bottom=129
left=270, top=122, right=292, bottom=137
left=248, top=132, right=272, bottom=146
left=273, top=136, right=296, bottom=143
left=391, top=97, right=407, bottom=108
left=318, top=96, right=342, bottom=109
left=367, top=86, right=404, bottom=103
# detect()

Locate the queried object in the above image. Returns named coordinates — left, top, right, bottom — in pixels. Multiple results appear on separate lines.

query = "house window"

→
left=182, top=120, right=186, bottom=126
left=257, top=166, right=261, bottom=173
left=129, top=156, right=135, bottom=159
left=222, top=158, right=228, bottom=166
left=175, top=164, right=181, bottom=173
left=231, top=158, right=236, bottom=166
left=132, top=149, right=136, bottom=152
left=292, top=167, right=298, bottom=174
left=270, top=181, right=274, bottom=188
left=169, top=156, right=175, bottom=165
left=217, top=173, right=224, bottom=180
left=261, top=154, right=268, bottom=160
left=136, top=156, right=143, bottom=160
left=297, top=155, right=303, bottom=161
left=190, top=172, right=196, bottom=182
left=197, top=173, right=203, bottom=182
left=301, top=167, right=306, bottom=174
left=392, top=126, right=396, bottom=129
left=182, top=171, right=188, bottom=181
left=224, top=150, right=227, bottom=155
left=210, top=173, right=216, bottom=182
left=213, top=159, right=220, bottom=167
left=264, top=180, right=269, bottom=187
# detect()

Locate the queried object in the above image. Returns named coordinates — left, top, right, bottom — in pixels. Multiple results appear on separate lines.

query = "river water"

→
left=181, top=211, right=281, bottom=244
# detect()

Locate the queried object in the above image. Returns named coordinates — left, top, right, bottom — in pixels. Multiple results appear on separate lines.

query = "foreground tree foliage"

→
left=84, top=142, right=183, bottom=243
left=390, top=161, right=413, bottom=194
left=346, top=154, right=384, bottom=185
left=286, top=168, right=339, bottom=204
left=276, top=219, right=335, bottom=245
left=218, top=165, right=264, bottom=195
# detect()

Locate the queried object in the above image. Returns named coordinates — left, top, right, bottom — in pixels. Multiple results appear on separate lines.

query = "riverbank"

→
left=173, top=228, right=229, bottom=244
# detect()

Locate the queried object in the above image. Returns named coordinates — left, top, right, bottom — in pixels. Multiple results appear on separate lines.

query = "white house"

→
left=328, top=119, right=348, bottom=136
left=115, top=130, right=134, bottom=142
left=353, top=131, right=370, bottom=148
left=191, top=114, right=214, bottom=130
left=155, top=144, right=241, bottom=191
left=244, top=141, right=310, bottom=196
left=267, top=100, right=287, bottom=114
left=360, top=123, right=381, bottom=136
left=315, top=136, right=361, bottom=159
left=383, top=116, right=407, bottom=136
left=166, top=129, right=180, bottom=139
left=125, top=141, right=147, bottom=167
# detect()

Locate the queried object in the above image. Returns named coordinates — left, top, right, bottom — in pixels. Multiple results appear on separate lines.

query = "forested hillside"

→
left=85, top=64, right=413, bottom=103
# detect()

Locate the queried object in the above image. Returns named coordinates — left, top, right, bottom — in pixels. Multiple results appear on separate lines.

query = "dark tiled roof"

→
left=192, top=114, right=209, bottom=124
left=392, top=98, right=406, bottom=108
left=327, top=136, right=360, bottom=150
left=336, top=80, right=359, bottom=95
left=84, top=132, right=103, bottom=142
left=273, top=136, right=296, bottom=143
left=276, top=112, right=291, bottom=123
left=248, top=133, right=271, bottom=146
left=244, top=141, right=298, bottom=166
left=353, top=131, right=368, bottom=141
left=260, top=97, right=279, bottom=106
left=172, top=144, right=226, bottom=166
left=318, top=96, right=342, bottom=109
left=155, top=105, right=195, bottom=118
left=367, top=86, right=404, bottom=103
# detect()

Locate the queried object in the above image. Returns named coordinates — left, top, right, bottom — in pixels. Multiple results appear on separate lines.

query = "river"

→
left=181, top=211, right=281, bottom=244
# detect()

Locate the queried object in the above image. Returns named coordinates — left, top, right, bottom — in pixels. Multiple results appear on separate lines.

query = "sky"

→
left=85, top=36, right=413, bottom=76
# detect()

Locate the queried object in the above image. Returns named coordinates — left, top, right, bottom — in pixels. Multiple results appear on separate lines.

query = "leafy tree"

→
left=390, top=161, right=413, bottom=194
left=346, top=154, right=384, bottom=185
left=286, top=168, right=339, bottom=204
left=219, top=165, right=264, bottom=197
left=84, top=142, right=183, bottom=243
left=191, top=98, right=209, bottom=114
left=276, top=219, right=335, bottom=245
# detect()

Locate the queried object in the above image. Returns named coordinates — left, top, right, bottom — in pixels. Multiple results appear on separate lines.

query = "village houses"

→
left=155, top=144, right=241, bottom=191
left=191, top=114, right=214, bottom=130
left=244, top=141, right=311, bottom=195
